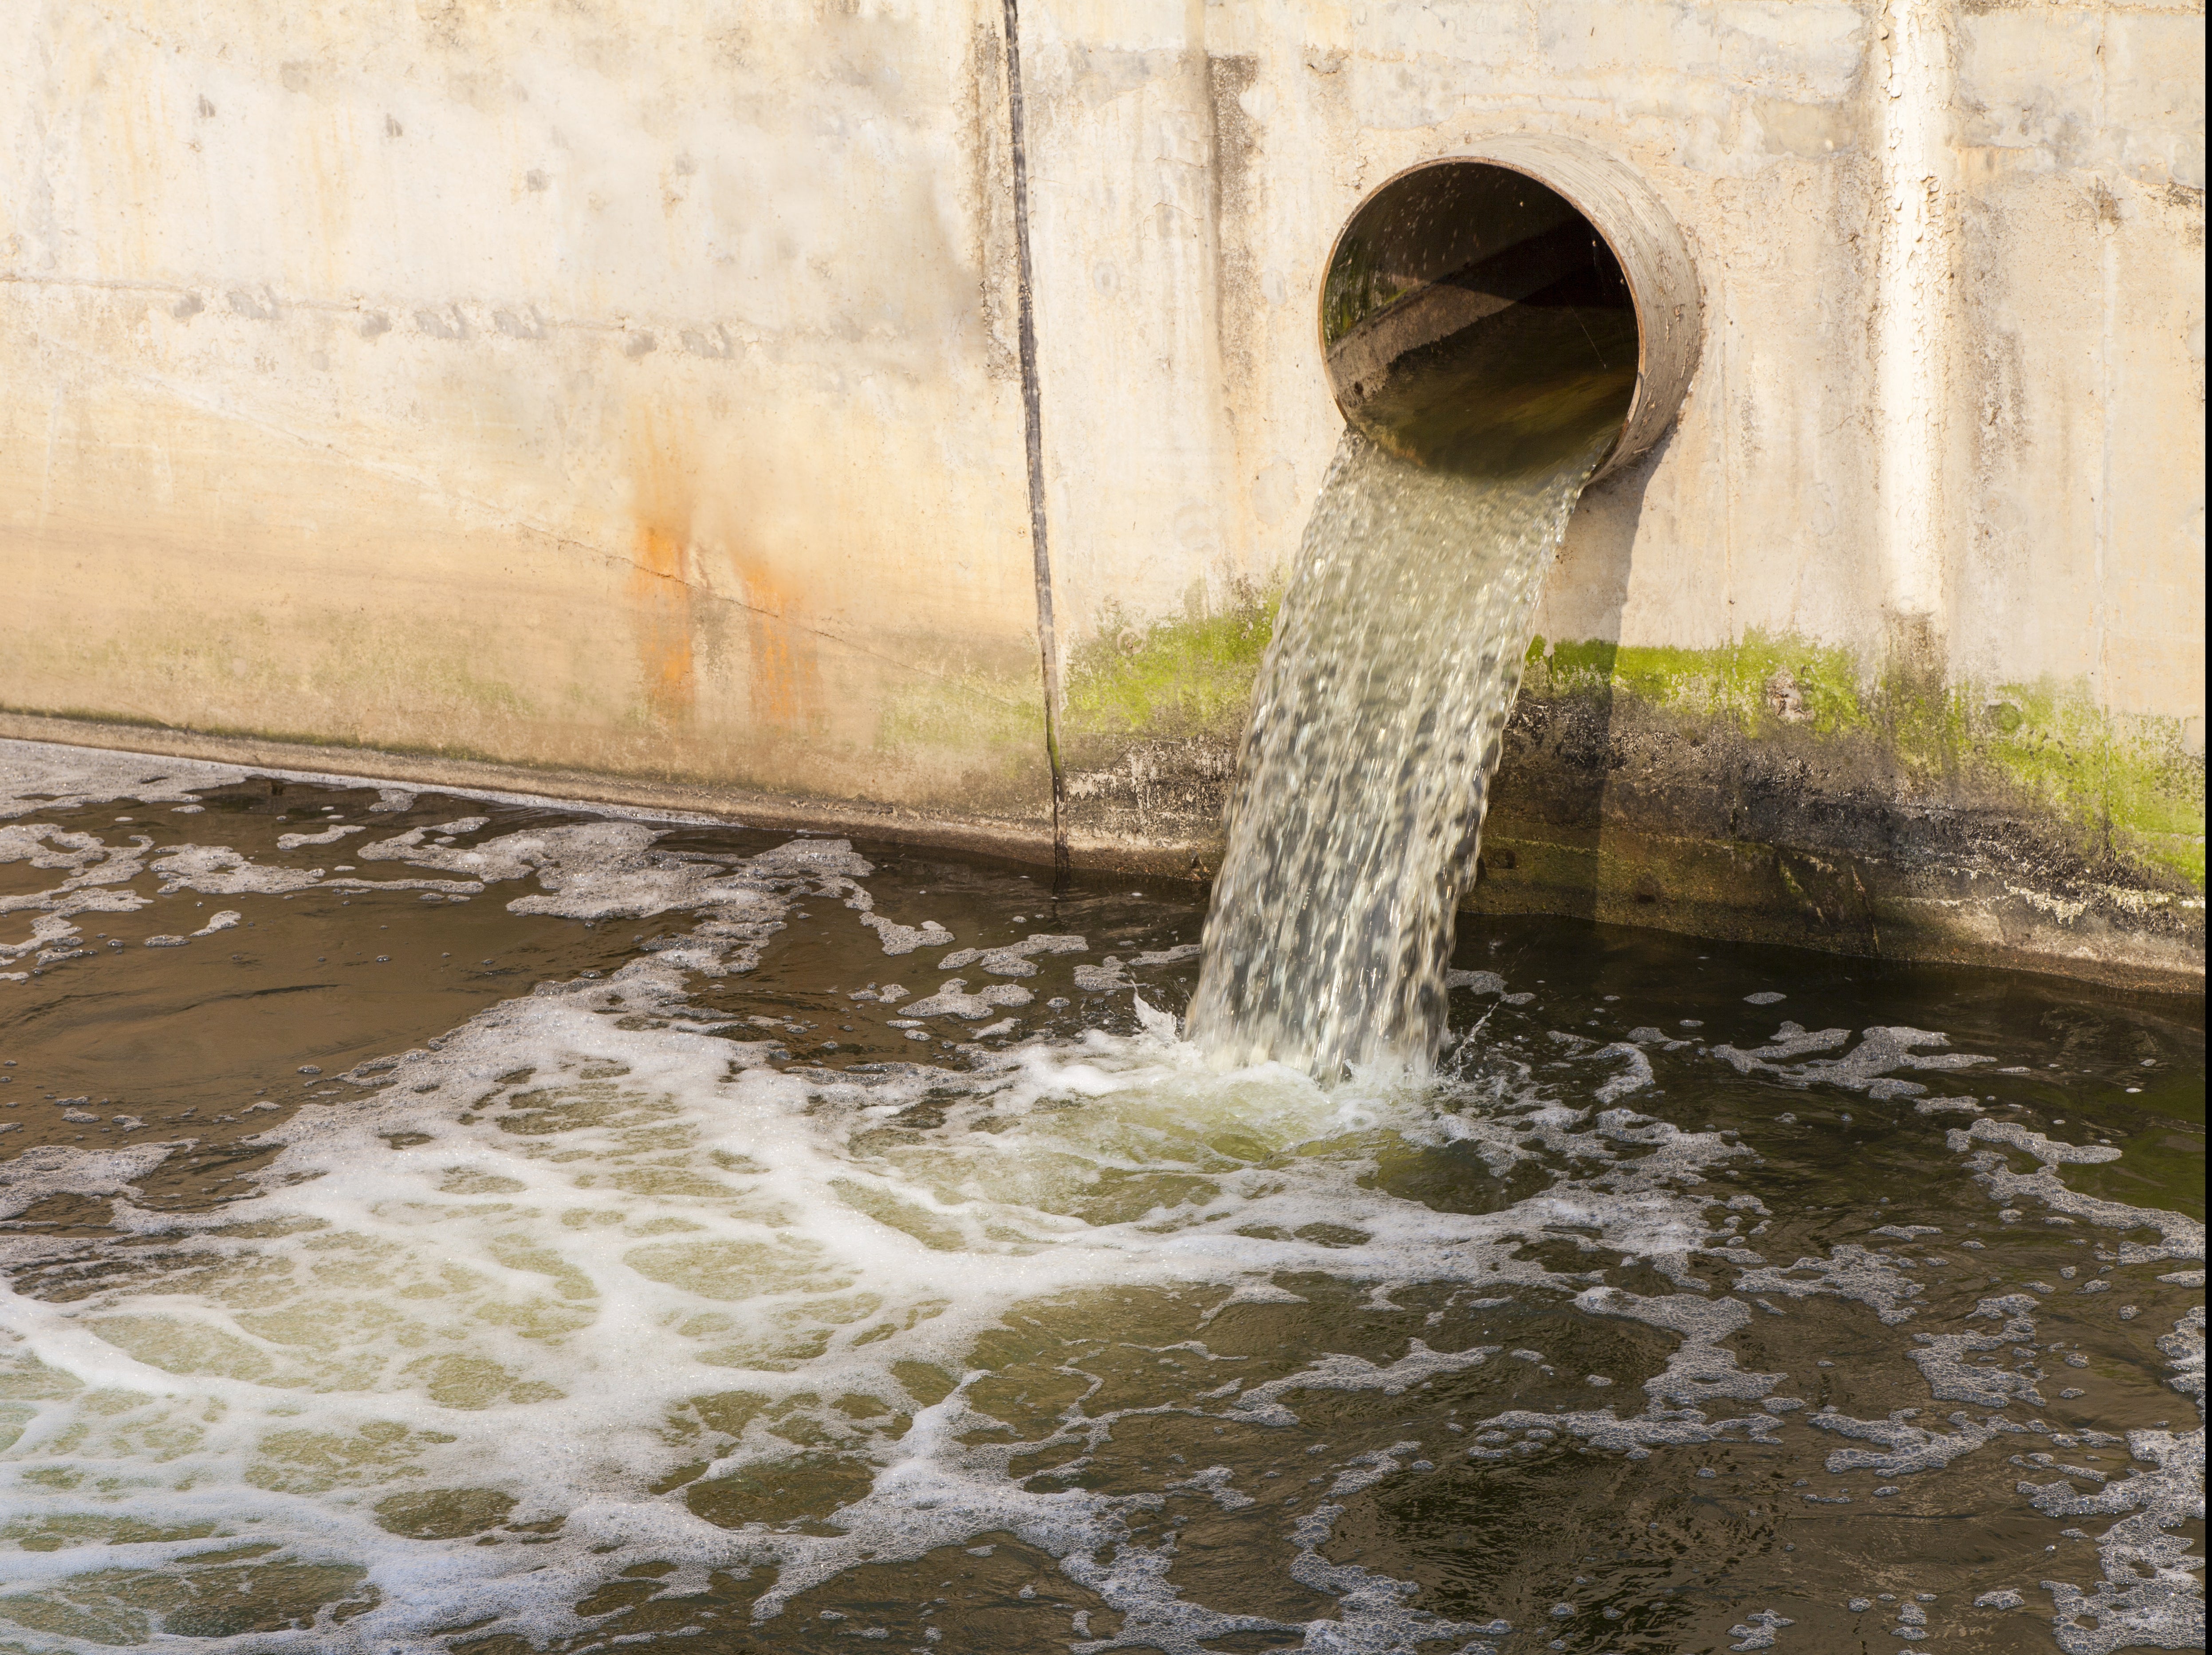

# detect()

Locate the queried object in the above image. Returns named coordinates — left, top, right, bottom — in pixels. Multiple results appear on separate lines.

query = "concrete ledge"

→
left=5, top=708, right=2200, bottom=999
left=1060, top=814, right=2204, bottom=999
left=0, top=711, right=1062, bottom=872
left=1468, top=822, right=2204, bottom=999
left=1052, top=680, right=2205, bottom=997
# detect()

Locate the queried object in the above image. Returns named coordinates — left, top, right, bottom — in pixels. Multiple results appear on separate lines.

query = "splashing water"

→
left=1187, top=429, right=1609, bottom=1079
left=0, top=746, right=2202, bottom=1655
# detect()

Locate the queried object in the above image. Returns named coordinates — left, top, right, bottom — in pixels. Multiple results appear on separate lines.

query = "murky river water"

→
left=0, top=739, right=2201, bottom=1654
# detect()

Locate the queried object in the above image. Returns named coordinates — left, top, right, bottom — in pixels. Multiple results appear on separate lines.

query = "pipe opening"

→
left=1320, top=139, right=1702, bottom=483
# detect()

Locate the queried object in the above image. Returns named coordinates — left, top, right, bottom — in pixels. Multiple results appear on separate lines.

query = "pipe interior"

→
left=1321, top=161, right=1639, bottom=478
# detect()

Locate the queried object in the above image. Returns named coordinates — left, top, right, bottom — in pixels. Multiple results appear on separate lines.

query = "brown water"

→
left=0, top=740, right=2203, bottom=1655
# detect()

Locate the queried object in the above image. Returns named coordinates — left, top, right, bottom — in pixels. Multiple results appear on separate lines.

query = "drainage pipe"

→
left=1320, top=135, right=1702, bottom=481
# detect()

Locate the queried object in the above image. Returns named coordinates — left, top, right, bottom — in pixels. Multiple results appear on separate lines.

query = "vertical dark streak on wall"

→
left=999, top=0, right=1070, bottom=885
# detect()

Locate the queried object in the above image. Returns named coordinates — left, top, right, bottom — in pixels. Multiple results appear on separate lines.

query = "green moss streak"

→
left=1065, top=605, right=2200, bottom=891
left=1970, top=688, right=2204, bottom=889
left=1527, top=631, right=1871, bottom=737
left=1524, top=630, right=2205, bottom=891
left=1063, top=587, right=1279, bottom=741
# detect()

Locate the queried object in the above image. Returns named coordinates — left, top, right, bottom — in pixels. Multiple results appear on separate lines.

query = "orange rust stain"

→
left=626, top=417, right=827, bottom=745
left=630, top=522, right=697, bottom=725
left=627, top=428, right=698, bottom=727
left=727, top=552, right=822, bottom=732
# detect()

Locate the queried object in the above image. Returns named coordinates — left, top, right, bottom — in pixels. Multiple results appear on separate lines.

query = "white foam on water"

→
left=152, top=844, right=331, bottom=897
left=1947, top=1118, right=2203, bottom=1266
left=0, top=746, right=244, bottom=819
left=938, top=934, right=1087, bottom=977
left=276, top=825, right=366, bottom=851
left=0, top=826, right=159, bottom=968
left=0, top=839, right=1779, bottom=1651
left=0, top=801, right=884, bottom=989
left=0, top=1144, right=183, bottom=1222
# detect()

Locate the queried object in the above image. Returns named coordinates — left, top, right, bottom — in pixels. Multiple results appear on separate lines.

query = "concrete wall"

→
left=3, top=0, right=2204, bottom=986
left=3, top=0, right=1052, bottom=825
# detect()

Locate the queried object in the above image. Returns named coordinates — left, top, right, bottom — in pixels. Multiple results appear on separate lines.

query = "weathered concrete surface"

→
left=1049, top=622, right=2206, bottom=992
left=2, top=0, right=1052, bottom=822
left=2, top=0, right=2203, bottom=987
left=1479, top=654, right=2204, bottom=993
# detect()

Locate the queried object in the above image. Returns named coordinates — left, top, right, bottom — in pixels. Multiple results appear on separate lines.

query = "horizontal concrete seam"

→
left=1, top=274, right=197, bottom=295
left=0, top=271, right=830, bottom=352
left=620, top=563, right=1036, bottom=711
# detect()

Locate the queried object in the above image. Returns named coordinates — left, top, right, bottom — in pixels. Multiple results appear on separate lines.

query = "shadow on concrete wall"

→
left=1476, top=426, right=1671, bottom=921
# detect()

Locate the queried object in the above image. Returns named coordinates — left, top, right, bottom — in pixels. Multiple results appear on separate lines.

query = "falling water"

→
left=1186, top=156, right=1646, bottom=1080
left=1186, top=430, right=1609, bottom=1078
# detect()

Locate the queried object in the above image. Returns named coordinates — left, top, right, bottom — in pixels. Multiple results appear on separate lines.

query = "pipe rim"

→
left=1317, top=136, right=1703, bottom=484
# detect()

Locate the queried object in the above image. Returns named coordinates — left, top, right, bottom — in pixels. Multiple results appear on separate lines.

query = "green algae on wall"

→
left=1058, top=605, right=2203, bottom=901
left=1063, top=587, right=1279, bottom=743
left=1525, top=631, right=1872, bottom=737
left=1971, top=690, right=2205, bottom=890
left=868, top=648, right=1059, bottom=820
left=1051, top=589, right=1280, bottom=860
left=877, top=660, right=1047, bottom=767
left=1522, top=630, right=2206, bottom=891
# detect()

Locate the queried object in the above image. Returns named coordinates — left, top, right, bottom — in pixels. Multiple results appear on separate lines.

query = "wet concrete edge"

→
left=6, top=708, right=2201, bottom=1000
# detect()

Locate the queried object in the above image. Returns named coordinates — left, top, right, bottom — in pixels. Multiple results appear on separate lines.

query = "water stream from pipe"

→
left=1185, top=428, right=1606, bottom=1080
left=1188, top=169, right=1638, bottom=1081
